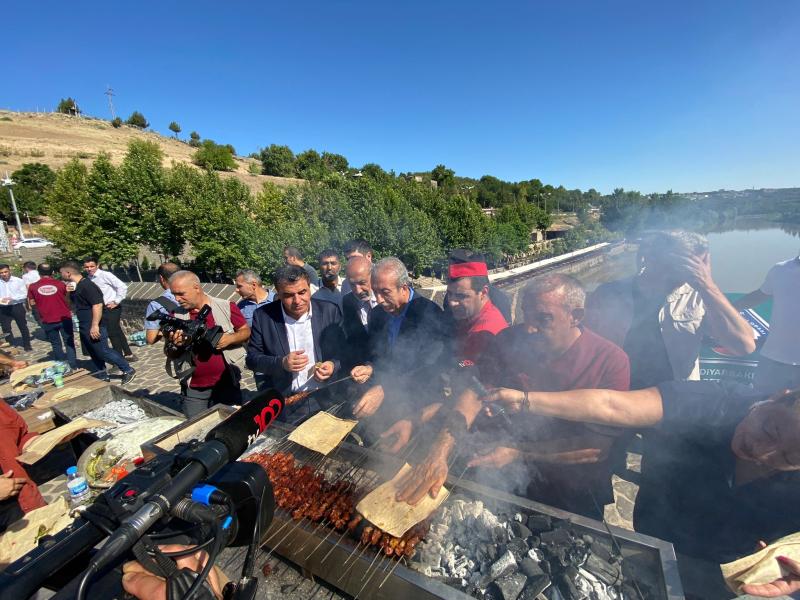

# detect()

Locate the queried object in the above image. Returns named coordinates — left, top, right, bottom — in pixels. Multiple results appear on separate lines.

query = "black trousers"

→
left=103, top=304, right=132, bottom=356
left=180, top=365, right=242, bottom=418
left=0, top=302, right=31, bottom=349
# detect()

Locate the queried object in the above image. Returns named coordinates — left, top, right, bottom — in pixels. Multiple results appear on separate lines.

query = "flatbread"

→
left=17, top=417, right=110, bottom=464
left=720, top=532, right=800, bottom=593
left=34, top=387, right=95, bottom=408
left=0, top=497, right=73, bottom=567
left=356, top=463, right=449, bottom=538
left=9, top=361, right=58, bottom=387
left=288, top=411, right=357, bottom=456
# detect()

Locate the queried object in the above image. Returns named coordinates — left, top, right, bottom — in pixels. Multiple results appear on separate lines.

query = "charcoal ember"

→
left=540, top=528, right=573, bottom=547
left=557, top=566, right=583, bottom=600
left=486, top=543, right=501, bottom=562
left=581, top=534, right=594, bottom=545
left=493, top=525, right=511, bottom=544
left=519, top=557, right=545, bottom=578
left=519, top=575, right=552, bottom=600
left=526, top=535, right=540, bottom=549
left=543, top=584, right=566, bottom=600
left=513, top=513, right=524, bottom=523
left=511, top=522, right=532, bottom=539
left=526, top=514, right=552, bottom=533
left=507, top=538, right=529, bottom=562
left=487, top=572, right=527, bottom=600
left=584, top=553, right=622, bottom=586
left=432, top=575, right=467, bottom=586
left=480, top=550, right=518, bottom=587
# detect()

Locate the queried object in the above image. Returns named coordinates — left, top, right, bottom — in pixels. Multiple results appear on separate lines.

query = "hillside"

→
left=0, top=110, right=304, bottom=193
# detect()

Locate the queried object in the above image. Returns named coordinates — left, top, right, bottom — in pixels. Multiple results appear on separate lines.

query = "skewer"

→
left=338, top=544, right=369, bottom=580
left=262, top=516, right=307, bottom=561
left=259, top=519, right=291, bottom=547
left=340, top=541, right=365, bottom=568
left=304, top=526, right=337, bottom=561
left=360, top=548, right=382, bottom=581
left=320, top=529, right=351, bottom=564
left=295, top=519, right=331, bottom=553
left=354, top=554, right=390, bottom=599
left=377, top=556, right=405, bottom=589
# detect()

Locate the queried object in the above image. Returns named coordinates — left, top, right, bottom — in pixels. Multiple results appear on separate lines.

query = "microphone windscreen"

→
left=205, top=389, right=285, bottom=459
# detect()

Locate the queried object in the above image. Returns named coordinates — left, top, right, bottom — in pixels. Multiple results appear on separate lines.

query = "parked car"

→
left=12, top=237, right=55, bottom=249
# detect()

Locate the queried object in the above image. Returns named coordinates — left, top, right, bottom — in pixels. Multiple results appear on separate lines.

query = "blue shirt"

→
left=144, top=289, right=178, bottom=330
left=387, top=288, right=414, bottom=346
left=237, top=292, right=274, bottom=327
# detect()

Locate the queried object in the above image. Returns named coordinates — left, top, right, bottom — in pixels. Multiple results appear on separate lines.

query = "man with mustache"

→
left=341, top=255, right=378, bottom=367
left=396, top=274, right=630, bottom=519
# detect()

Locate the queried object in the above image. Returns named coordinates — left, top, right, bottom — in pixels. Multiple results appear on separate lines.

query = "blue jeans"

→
left=77, top=320, right=132, bottom=375
left=42, top=318, right=77, bottom=367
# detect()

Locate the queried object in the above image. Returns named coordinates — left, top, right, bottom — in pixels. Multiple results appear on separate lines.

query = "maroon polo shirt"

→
left=28, top=277, right=72, bottom=324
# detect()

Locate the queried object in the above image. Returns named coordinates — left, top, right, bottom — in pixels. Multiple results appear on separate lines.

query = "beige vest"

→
left=176, top=295, right=246, bottom=366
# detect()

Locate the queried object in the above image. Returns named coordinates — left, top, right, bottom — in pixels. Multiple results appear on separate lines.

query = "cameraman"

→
left=167, top=271, right=250, bottom=417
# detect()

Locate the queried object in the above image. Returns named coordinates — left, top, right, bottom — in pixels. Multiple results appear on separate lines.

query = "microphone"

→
left=86, top=391, right=286, bottom=576
left=205, top=388, right=286, bottom=459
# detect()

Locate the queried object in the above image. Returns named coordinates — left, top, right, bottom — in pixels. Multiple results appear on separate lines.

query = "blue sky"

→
left=4, top=1, right=799, bottom=194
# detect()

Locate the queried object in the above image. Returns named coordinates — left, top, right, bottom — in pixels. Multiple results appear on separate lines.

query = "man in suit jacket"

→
left=341, top=256, right=379, bottom=367
left=246, top=265, right=346, bottom=422
left=349, top=257, right=450, bottom=422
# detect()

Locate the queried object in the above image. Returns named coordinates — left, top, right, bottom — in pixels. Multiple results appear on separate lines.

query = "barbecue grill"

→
left=241, top=422, right=685, bottom=600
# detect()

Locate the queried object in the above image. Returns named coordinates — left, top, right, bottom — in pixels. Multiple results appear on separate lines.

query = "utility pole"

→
left=105, top=85, right=116, bottom=120
left=1, top=173, right=26, bottom=241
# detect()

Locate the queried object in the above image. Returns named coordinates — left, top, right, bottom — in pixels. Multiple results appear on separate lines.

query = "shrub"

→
left=111, top=117, right=122, bottom=128
left=0, top=116, right=12, bottom=122
left=248, top=162, right=262, bottom=176
left=29, top=149, right=45, bottom=157
left=125, top=111, right=149, bottom=129
left=192, top=140, right=236, bottom=172
left=188, top=131, right=201, bottom=148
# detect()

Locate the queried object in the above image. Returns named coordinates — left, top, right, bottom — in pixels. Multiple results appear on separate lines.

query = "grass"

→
left=29, top=149, right=45, bottom=157
left=0, top=116, right=12, bottom=122
left=0, top=145, right=11, bottom=156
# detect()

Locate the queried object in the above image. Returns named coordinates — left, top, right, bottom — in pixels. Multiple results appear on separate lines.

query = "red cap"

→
left=449, top=261, right=489, bottom=279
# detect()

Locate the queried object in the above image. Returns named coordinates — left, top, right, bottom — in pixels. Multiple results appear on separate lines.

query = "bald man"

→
left=168, top=271, right=250, bottom=417
left=342, top=256, right=379, bottom=366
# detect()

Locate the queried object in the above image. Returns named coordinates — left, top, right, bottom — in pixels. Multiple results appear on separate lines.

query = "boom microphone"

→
left=205, top=388, right=286, bottom=459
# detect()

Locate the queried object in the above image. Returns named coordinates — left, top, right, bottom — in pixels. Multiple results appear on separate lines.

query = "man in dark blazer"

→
left=341, top=256, right=380, bottom=367
left=349, top=257, right=451, bottom=423
left=246, top=265, right=346, bottom=422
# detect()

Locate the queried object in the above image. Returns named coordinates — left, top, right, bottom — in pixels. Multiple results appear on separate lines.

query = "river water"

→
left=705, top=221, right=800, bottom=292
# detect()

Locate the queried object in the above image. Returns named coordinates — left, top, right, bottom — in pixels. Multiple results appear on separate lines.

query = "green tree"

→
left=431, top=164, right=455, bottom=190
left=192, top=140, right=237, bottom=172
left=56, top=98, right=80, bottom=115
left=322, top=152, right=348, bottom=173
left=125, top=111, right=149, bottom=129
left=294, top=149, right=326, bottom=180
left=8, top=163, right=56, bottom=216
left=188, top=131, right=201, bottom=148
left=259, top=144, right=295, bottom=177
left=111, top=117, right=122, bottom=128
left=168, top=121, right=181, bottom=138
left=44, top=159, right=92, bottom=256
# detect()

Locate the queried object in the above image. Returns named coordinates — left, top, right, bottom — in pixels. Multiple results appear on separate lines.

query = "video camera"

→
left=0, top=389, right=289, bottom=600
left=147, top=304, right=224, bottom=355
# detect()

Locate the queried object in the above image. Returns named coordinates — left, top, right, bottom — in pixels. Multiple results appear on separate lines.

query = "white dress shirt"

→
left=89, top=269, right=128, bottom=305
left=281, top=303, right=318, bottom=392
left=358, top=292, right=379, bottom=328
left=0, top=276, right=29, bottom=304
left=22, top=271, right=41, bottom=287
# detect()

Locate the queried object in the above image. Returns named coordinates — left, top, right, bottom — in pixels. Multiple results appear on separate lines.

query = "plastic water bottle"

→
left=66, top=466, right=90, bottom=506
